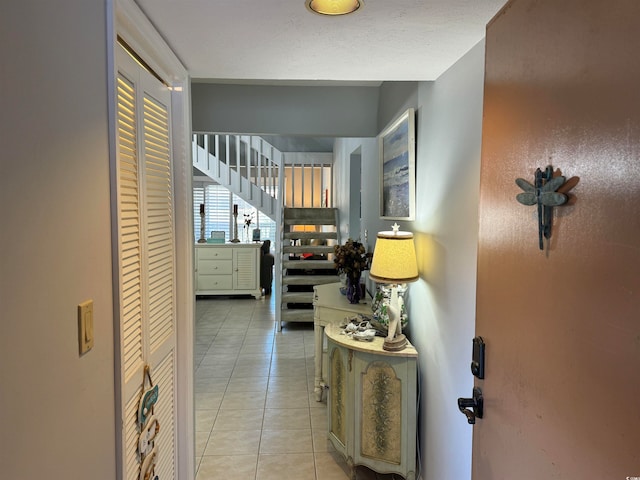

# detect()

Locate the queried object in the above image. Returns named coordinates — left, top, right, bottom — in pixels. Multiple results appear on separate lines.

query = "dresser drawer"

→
left=197, top=247, right=233, bottom=260
left=197, top=275, right=233, bottom=291
left=199, top=259, right=233, bottom=275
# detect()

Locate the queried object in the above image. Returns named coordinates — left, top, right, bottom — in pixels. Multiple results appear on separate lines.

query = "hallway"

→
left=194, top=296, right=401, bottom=479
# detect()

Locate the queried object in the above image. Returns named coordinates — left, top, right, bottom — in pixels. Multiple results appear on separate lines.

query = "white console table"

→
left=195, top=243, right=262, bottom=299
left=313, top=282, right=371, bottom=401
left=325, top=323, right=418, bottom=480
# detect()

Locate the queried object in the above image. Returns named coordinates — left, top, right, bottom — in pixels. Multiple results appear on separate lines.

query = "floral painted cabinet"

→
left=325, top=324, right=418, bottom=480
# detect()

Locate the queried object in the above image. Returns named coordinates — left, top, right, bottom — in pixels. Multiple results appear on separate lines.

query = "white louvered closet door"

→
left=115, top=44, right=177, bottom=480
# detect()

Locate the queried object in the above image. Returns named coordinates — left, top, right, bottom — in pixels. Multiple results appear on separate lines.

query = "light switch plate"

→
left=78, top=300, right=94, bottom=355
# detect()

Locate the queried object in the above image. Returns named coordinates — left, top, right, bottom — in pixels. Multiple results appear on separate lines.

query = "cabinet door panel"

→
left=357, top=359, right=403, bottom=465
left=328, top=343, right=348, bottom=450
left=233, top=248, right=258, bottom=289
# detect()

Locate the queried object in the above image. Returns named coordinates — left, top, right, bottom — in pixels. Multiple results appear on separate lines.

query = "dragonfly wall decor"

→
left=515, top=166, right=568, bottom=250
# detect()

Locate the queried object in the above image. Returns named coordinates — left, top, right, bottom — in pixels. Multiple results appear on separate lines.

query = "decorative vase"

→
left=346, top=274, right=361, bottom=304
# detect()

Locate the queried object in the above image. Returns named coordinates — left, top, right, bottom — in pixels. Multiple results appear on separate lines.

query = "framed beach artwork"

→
left=379, top=108, right=415, bottom=220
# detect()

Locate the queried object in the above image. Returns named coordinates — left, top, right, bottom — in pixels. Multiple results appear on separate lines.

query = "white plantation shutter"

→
left=192, top=183, right=277, bottom=245
left=115, top=43, right=177, bottom=480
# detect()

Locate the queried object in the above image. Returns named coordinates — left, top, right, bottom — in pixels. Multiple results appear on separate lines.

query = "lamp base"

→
left=383, top=333, right=407, bottom=352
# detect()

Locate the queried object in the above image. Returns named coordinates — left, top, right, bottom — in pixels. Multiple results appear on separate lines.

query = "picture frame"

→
left=378, top=108, right=415, bottom=220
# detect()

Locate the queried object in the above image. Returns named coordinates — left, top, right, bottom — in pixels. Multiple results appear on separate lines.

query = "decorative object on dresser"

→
left=230, top=203, right=240, bottom=243
left=243, top=211, right=255, bottom=243
left=325, top=323, right=418, bottom=480
left=197, top=203, right=207, bottom=243
left=369, top=223, right=418, bottom=351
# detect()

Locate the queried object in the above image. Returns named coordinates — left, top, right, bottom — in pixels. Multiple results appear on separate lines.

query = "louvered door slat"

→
left=143, top=91, right=174, bottom=356
left=153, top=351, right=175, bottom=480
left=117, top=72, right=144, bottom=389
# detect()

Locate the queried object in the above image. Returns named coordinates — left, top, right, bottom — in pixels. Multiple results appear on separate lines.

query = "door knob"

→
left=457, top=387, right=483, bottom=424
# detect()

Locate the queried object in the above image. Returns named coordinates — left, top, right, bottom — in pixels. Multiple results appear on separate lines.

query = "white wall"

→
left=410, top=40, right=485, bottom=480
left=0, top=1, right=116, bottom=478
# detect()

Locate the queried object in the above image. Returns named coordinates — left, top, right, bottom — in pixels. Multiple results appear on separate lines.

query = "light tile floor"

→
left=195, top=295, right=404, bottom=480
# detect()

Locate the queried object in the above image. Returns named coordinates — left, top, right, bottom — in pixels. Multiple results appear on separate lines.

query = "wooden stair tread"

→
left=283, top=245, right=334, bottom=254
left=284, top=208, right=337, bottom=219
left=282, top=275, right=339, bottom=285
left=283, top=232, right=337, bottom=240
left=281, top=292, right=315, bottom=303
left=279, top=309, right=315, bottom=322
left=283, top=260, right=336, bottom=269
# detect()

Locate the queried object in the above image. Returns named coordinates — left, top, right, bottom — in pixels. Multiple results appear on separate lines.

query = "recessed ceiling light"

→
left=306, top=0, right=362, bottom=16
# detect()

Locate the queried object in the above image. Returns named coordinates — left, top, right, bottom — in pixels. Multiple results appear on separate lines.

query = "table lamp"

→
left=369, top=224, right=418, bottom=351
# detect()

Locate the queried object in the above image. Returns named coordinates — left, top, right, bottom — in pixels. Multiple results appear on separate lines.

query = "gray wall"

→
left=1, top=1, right=117, bottom=478
left=377, top=81, right=419, bottom=132
left=191, top=83, right=380, bottom=136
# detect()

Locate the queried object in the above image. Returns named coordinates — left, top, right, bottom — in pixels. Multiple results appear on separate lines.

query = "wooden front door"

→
left=472, top=1, right=640, bottom=478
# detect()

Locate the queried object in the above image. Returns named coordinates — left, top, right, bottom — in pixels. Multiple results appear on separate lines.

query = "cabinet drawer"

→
left=199, top=259, right=233, bottom=275
left=197, top=247, right=233, bottom=260
left=197, top=275, right=233, bottom=291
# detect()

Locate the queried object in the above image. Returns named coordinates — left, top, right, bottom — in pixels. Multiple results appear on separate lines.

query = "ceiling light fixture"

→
left=306, top=0, right=362, bottom=16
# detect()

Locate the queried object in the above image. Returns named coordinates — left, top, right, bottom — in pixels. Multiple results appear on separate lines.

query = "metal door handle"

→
left=458, top=387, right=483, bottom=424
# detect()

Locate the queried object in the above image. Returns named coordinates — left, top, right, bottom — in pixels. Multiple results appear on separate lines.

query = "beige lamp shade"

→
left=306, top=0, right=362, bottom=15
left=369, top=231, right=418, bottom=284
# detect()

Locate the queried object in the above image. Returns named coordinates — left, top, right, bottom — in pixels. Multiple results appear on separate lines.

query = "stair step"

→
left=283, top=245, right=334, bottom=254
left=283, top=275, right=340, bottom=285
left=283, top=208, right=338, bottom=224
left=281, top=292, right=315, bottom=304
left=283, top=260, right=336, bottom=270
left=283, top=232, right=337, bottom=240
left=279, top=309, right=315, bottom=323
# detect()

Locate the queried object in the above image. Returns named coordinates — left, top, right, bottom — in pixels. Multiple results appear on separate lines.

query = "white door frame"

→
left=107, top=1, right=194, bottom=478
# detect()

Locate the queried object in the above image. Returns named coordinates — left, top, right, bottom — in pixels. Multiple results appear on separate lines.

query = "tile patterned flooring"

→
left=195, top=295, right=403, bottom=480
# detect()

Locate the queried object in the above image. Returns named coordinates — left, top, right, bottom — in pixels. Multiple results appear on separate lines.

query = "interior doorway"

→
left=348, top=148, right=362, bottom=241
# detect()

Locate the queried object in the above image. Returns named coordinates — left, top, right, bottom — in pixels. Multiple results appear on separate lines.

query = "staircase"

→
left=277, top=208, right=340, bottom=331
left=192, top=133, right=339, bottom=324
left=192, top=134, right=282, bottom=220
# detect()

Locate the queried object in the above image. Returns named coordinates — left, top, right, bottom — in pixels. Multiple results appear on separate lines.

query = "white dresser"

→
left=195, top=244, right=262, bottom=299
left=325, top=323, right=418, bottom=480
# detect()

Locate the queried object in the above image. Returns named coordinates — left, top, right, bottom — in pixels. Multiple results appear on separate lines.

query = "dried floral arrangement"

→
left=334, top=239, right=367, bottom=280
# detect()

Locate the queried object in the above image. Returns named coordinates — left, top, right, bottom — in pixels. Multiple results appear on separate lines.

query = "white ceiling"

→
left=135, top=0, right=507, bottom=83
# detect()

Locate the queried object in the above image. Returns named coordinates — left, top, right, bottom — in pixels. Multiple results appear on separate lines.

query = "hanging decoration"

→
left=515, top=166, right=568, bottom=250
left=137, top=365, right=160, bottom=480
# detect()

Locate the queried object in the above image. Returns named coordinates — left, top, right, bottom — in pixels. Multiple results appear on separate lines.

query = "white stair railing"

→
left=192, top=133, right=283, bottom=220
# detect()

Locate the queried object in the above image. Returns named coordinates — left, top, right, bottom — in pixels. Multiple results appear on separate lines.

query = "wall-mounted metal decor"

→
left=516, top=166, right=568, bottom=250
